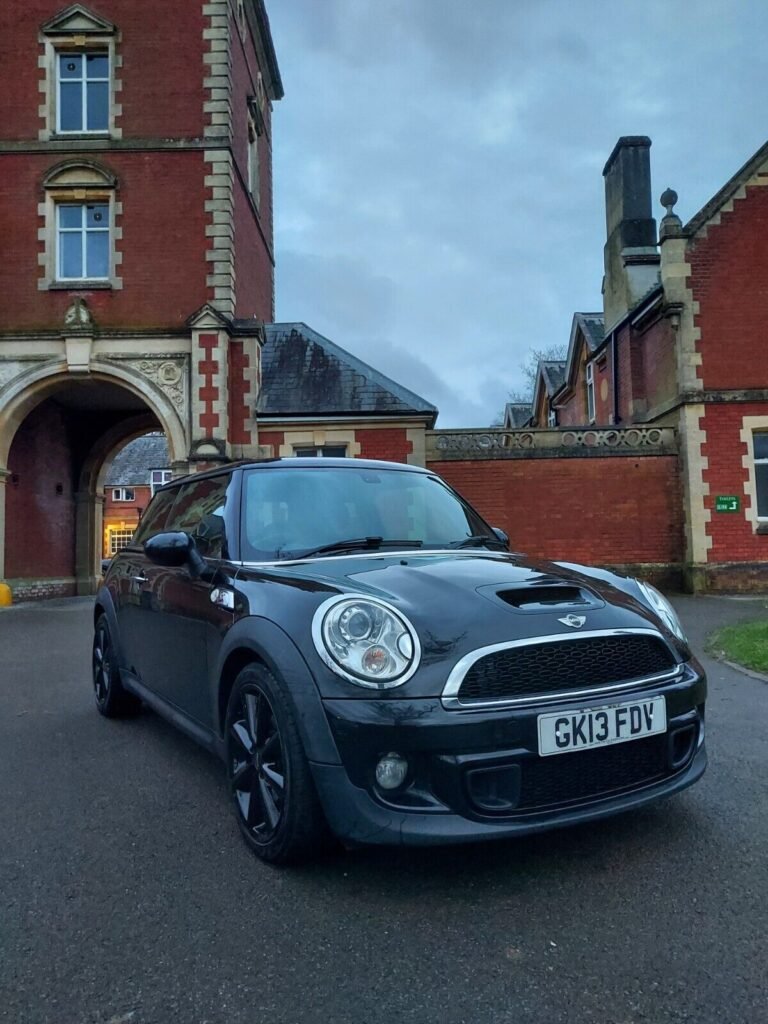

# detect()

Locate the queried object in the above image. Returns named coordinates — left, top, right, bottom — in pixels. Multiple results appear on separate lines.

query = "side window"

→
left=165, top=476, right=231, bottom=559
left=130, top=487, right=178, bottom=546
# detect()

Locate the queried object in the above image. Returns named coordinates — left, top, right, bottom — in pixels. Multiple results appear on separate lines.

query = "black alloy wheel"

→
left=230, top=686, right=286, bottom=841
left=92, top=614, right=141, bottom=718
left=225, top=664, right=330, bottom=864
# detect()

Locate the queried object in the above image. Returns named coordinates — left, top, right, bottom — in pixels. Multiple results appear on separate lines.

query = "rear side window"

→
left=165, top=475, right=232, bottom=559
left=130, top=486, right=178, bottom=546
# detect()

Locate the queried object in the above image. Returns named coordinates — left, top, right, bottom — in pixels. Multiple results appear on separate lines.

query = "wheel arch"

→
left=213, top=618, right=342, bottom=766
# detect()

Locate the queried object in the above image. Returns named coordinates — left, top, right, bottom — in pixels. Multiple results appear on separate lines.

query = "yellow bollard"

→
left=0, top=583, right=11, bottom=607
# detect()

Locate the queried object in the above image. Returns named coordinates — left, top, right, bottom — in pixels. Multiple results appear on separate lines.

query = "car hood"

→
left=269, top=549, right=668, bottom=642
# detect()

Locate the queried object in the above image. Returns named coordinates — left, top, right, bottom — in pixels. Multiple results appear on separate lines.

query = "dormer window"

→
left=57, top=52, right=109, bottom=133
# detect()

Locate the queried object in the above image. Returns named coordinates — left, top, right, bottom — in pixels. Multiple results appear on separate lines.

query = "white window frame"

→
left=108, top=527, right=136, bottom=555
left=586, top=362, right=596, bottom=423
left=56, top=51, right=110, bottom=134
left=150, top=470, right=174, bottom=497
left=547, top=409, right=558, bottom=428
left=112, top=487, right=135, bottom=502
left=56, top=202, right=110, bottom=282
left=754, top=433, right=768, bottom=522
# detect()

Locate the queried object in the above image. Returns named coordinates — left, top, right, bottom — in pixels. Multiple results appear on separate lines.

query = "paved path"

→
left=1, top=595, right=767, bottom=1024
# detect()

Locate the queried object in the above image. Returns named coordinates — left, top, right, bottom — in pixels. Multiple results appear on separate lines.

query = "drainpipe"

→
left=611, top=329, right=620, bottom=425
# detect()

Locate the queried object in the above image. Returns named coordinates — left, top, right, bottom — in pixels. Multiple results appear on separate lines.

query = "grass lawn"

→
left=707, top=620, right=768, bottom=674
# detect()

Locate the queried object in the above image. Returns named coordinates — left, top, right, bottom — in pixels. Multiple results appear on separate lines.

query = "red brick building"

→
left=0, top=1, right=436, bottom=601
left=504, top=137, right=768, bottom=590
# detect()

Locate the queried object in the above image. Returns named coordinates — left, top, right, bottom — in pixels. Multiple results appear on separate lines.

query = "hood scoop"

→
left=495, top=584, right=601, bottom=612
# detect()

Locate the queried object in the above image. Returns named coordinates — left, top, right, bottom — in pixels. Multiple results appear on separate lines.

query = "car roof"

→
left=155, top=457, right=430, bottom=491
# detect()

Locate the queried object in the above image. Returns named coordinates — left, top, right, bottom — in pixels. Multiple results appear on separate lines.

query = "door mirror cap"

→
left=491, top=527, right=509, bottom=549
left=144, top=531, right=196, bottom=568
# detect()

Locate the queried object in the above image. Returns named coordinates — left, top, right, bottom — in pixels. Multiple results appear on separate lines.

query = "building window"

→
left=40, top=7, right=119, bottom=142
left=108, top=527, right=135, bottom=555
left=755, top=433, right=768, bottom=520
left=293, top=446, right=348, bottom=458
left=586, top=362, right=596, bottom=423
left=57, top=53, right=109, bottom=133
left=247, top=112, right=260, bottom=207
left=112, top=487, right=135, bottom=502
left=150, top=470, right=174, bottom=496
left=547, top=409, right=558, bottom=428
left=56, top=203, right=109, bottom=281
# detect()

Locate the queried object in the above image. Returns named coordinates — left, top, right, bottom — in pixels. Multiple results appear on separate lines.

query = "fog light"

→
left=375, top=752, right=408, bottom=790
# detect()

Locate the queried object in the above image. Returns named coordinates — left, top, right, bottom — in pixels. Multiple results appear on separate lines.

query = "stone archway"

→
left=0, top=366, right=189, bottom=599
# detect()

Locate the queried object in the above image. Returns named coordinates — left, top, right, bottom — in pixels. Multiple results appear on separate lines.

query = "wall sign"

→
left=715, top=495, right=740, bottom=513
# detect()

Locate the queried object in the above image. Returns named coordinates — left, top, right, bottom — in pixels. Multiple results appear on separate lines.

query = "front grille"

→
left=517, top=733, right=671, bottom=811
left=457, top=633, right=676, bottom=704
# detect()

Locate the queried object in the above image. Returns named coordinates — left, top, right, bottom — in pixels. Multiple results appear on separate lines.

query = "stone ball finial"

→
left=660, top=187, right=678, bottom=217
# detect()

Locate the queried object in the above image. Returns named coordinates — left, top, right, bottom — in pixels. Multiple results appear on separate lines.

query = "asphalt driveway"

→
left=1, top=594, right=766, bottom=1024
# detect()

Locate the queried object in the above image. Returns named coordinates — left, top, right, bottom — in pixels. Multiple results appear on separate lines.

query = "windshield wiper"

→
left=448, top=535, right=504, bottom=549
left=297, top=537, right=424, bottom=558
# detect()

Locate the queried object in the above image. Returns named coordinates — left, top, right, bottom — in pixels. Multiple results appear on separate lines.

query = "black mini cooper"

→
left=94, top=458, right=706, bottom=863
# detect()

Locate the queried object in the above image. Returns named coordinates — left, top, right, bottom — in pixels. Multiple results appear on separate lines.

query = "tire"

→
left=225, top=663, right=331, bottom=865
left=92, top=614, right=142, bottom=718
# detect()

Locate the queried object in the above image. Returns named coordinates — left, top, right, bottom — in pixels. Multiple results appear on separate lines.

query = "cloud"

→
left=268, top=0, right=768, bottom=426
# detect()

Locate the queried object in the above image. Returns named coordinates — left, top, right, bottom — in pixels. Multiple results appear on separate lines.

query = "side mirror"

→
left=145, top=531, right=206, bottom=575
left=492, top=527, right=510, bottom=549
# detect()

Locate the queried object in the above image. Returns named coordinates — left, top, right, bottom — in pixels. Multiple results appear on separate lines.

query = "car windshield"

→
left=241, top=466, right=500, bottom=560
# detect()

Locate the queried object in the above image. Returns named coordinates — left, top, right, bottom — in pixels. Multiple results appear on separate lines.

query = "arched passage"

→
left=0, top=368, right=188, bottom=599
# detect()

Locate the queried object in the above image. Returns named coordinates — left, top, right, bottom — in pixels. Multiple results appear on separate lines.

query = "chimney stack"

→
left=602, top=136, right=660, bottom=330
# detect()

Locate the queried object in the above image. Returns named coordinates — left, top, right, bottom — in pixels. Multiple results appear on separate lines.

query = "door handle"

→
left=210, top=587, right=235, bottom=611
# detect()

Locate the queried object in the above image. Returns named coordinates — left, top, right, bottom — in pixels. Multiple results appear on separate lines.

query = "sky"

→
left=267, top=0, right=768, bottom=427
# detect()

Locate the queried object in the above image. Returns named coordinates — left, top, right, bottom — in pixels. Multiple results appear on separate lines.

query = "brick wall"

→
left=0, top=151, right=207, bottom=331
left=701, top=402, right=768, bottom=565
left=429, top=452, right=683, bottom=579
left=230, top=1, right=275, bottom=321
left=356, top=428, right=412, bottom=463
left=5, top=400, right=76, bottom=579
left=689, top=178, right=768, bottom=391
left=0, top=0, right=205, bottom=139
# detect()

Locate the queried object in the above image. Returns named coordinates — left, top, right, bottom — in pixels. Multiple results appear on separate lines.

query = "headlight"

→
left=636, top=581, right=688, bottom=644
left=312, top=595, right=421, bottom=688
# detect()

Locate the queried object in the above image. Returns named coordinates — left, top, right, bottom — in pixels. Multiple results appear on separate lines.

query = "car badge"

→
left=558, top=614, right=586, bottom=629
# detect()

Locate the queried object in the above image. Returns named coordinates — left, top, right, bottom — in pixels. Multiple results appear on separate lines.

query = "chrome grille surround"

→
left=441, top=628, right=683, bottom=711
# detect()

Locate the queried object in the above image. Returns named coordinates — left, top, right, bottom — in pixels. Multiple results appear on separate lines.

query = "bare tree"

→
left=514, top=345, right=568, bottom=400
left=492, top=345, right=568, bottom=425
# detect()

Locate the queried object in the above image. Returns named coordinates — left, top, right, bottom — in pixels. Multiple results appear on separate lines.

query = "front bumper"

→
left=311, top=663, right=707, bottom=847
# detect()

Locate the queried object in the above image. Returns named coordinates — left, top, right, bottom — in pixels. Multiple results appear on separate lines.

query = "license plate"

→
left=537, top=696, right=667, bottom=756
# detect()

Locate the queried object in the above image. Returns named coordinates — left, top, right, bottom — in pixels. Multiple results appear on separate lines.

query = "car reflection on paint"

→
left=94, top=458, right=707, bottom=864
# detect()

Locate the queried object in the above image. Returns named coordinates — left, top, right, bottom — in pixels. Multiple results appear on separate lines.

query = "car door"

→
left=138, top=473, right=236, bottom=730
left=114, top=485, right=179, bottom=685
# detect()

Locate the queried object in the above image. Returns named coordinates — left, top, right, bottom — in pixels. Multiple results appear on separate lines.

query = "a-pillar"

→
left=75, top=490, right=103, bottom=596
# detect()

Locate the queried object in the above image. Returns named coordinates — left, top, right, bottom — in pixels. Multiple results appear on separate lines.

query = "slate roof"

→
left=258, top=323, right=438, bottom=424
left=540, top=360, right=567, bottom=396
left=573, top=312, right=604, bottom=353
left=106, top=433, right=170, bottom=486
left=503, top=402, right=532, bottom=428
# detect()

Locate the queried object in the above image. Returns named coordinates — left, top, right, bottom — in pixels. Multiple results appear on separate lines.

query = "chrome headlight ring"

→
left=311, top=594, right=421, bottom=689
